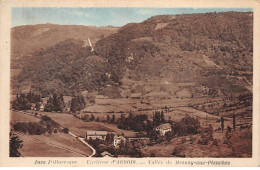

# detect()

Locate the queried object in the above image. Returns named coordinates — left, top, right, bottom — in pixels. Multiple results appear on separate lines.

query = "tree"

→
left=107, top=115, right=111, bottom=122
left=221, top=116, right=224, bottom=132
left=150, top=153, right=156, bottom=157
left=35, top=102, right=41, bottom=111
left=111, top=114, right=115, bottom=123
left=70, top=95, right=85, bottom=113
left=173, top=115, right=201, bottom=136
left=44, top=103, right=54, bottom=112
left=160, top=110, right=165, bottom=123
left=233, top=114, right=236, bottom=131
left=90, top=114, right=95, bottom=121
left=63, top=127, right=69, bottom=133
left=227, top=126, right=232, bottom=132
left=165, top=131, right=174, bottom=142
left=129, top=111, right=134, bottom=119
left=9, top=132, right=23, bottom=157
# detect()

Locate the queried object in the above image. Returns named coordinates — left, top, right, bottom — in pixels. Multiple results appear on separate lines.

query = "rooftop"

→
left=86, top=131, right=107, bottom=136
left=156, top=123, right=171, bottom=130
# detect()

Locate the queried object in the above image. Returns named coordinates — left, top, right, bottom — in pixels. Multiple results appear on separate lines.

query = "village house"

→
left=113, top=135, right=126, bottom=147
left=39, top=103, right=45, bottom=112
left=64, top=106, right=71, bottom=113
left=30, top=103, right=36, bottom=110
left=155, top=123, right=172, bottom=136
left=86, top=131, right=107, bottom=140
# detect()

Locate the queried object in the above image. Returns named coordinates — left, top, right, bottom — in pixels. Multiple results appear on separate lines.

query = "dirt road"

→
left=68, top=132, right=96, bottom=157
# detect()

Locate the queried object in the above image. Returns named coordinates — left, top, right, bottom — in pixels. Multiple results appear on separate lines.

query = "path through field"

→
left=68, top=132, right=96, bottom=157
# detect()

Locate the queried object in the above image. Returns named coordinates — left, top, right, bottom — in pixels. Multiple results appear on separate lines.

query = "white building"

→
left=113, top=135, right=126, bottom=147
left=155, top=123, right=172, bottom=136
left=86, top=131, right=107, bottom=140
left=39, top=104, right=45, bottom=111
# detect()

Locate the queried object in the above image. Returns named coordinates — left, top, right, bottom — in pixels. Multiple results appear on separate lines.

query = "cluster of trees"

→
left=9, top=132, right=23, bottom=157
left=75, top=113, right=117, bottom=123
left=40, top=115, right=60, bottom=130
left=117, top=113, right=152, bottom=132
left=70, top=95, right=86, bottom=113
left=173, top=115, right=201, bottom=136
left=12, top=92, right=42, bottom=110
left=153, top=110, right=166, bottom=127
left=148, top=115, right=201, bottom=144
left=106, top=114, right=116, bottom=123
left=44, top=93, right=65, bottom=112
left=13, top=122, right=47, bottom=135
left=238, top=93, right=252, bottom=100
left=13, top=115, right=60, bottom=135
left=77, top=114, right=96, bottom=122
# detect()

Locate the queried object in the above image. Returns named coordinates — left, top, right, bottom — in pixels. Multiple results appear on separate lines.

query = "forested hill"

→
left=12, top=12, right=253, bottom=96
left=95, top=12, right=253, bottom=96
left=11, top=24, right=118, bottom=59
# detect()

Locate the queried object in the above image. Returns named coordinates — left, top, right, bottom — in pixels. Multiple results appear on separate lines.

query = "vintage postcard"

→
left=0, top=0, right=260, bottom=167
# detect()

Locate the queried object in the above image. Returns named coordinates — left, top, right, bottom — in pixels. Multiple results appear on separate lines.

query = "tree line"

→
left=12, top=92, right=42, bottom=110
left=44, top=93, right=65, bottom=112
left=12, top=91, right=87, bottom=113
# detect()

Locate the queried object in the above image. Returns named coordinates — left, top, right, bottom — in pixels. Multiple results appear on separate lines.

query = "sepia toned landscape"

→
left=10, top=9, right=253, bottom=158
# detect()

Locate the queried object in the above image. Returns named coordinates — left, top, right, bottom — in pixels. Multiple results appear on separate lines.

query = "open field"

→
left=11, top=110, right=39, bottom=123
left=31, top=133, right=92, bottom=156
left=39, top=112, right=136, bottom=137
left=16, top=133, right=88, bottom=157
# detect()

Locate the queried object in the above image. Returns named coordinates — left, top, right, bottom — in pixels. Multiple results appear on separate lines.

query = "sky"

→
left=11, top=8, right=253, bottom=27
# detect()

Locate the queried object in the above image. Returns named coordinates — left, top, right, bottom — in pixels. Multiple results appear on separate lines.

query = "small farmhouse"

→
left=155, top=123, right=172, bottom=136
left=30, top=103, right=36, bottom=110
left=86, top=131, right=107, bottom=140
left=39, top=104, right=45, bottom=111
left=113, top=135, right=126, bottom=147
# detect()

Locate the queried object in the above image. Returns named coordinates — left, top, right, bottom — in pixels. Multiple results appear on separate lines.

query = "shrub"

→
left=198, top=138, right=209, bottom=145
left=213, top=139, right=218, bottom=146
left=63, top=127, right=69, bottom=133
left=13, top=122, right=47, bottom=135
left=172, top=147, right=186, bottom=157
left=150, top=153, right=156, bottom=157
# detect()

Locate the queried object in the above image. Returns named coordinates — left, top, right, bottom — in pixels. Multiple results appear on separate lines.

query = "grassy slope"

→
left=39, top=112, right=136, bottom=137
left=17, top=133, right=88, bottom=157
left=11, top=111, right=92, bottom=157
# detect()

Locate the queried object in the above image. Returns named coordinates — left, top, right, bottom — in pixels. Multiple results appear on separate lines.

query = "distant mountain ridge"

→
left=11, top=24, right=119, bottom=59
left=94, top=12, right=253, bottom=96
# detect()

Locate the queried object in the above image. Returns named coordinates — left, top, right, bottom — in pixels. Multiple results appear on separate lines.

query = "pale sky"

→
left=12, top=8, right=253, bottom=27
